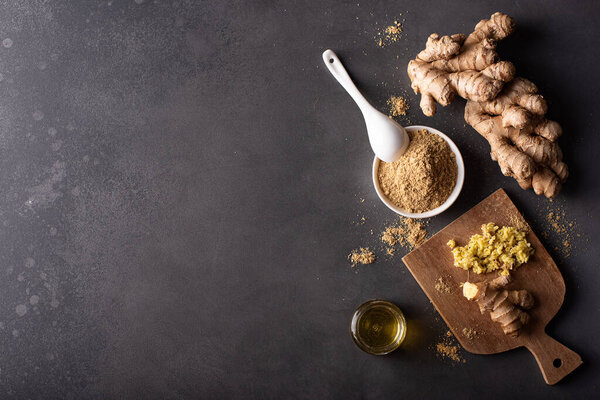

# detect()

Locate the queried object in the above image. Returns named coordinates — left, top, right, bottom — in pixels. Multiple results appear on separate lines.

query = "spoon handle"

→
left=322, top=49, right=373, bottom=113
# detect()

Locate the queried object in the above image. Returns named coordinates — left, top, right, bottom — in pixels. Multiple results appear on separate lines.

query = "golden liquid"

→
left=357, top=306, right=401, bottom=348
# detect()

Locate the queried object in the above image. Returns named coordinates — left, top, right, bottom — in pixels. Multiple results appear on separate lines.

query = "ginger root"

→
left=407, top=12, right=515, bottom=116
left=465, top=79, right=568, bottom=198
left=407, top=12, right=568, bottom=198
left=463, top=276, right=534, bottom=337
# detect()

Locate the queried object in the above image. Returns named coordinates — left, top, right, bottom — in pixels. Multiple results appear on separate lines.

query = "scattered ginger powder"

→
left=377, top=20, right=404, bottom=47
left=387, top=95, right=409, bottom=117
left=435, top=331, right=464, bottom=363
left=434, top=277, right=451, bottom=294
left=447, top=223, right=534, bottom=276
left=349, top=248, right=376, bottom=266
left=381, top=217, right=427, bottom=250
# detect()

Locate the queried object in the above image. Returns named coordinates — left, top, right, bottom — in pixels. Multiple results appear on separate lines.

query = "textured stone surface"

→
left=0, top=1, right=598, bottom=398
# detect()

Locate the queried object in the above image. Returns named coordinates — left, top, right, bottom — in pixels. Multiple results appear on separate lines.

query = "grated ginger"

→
left=448, top=223, right=534, bottom=276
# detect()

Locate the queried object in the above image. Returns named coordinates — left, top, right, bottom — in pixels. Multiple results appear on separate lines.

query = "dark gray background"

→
left=0, top=0, right=597, bottom=398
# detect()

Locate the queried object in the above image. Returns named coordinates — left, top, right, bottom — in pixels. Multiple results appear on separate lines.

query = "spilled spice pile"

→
left=547, top=211, right=570, bottom=234
left=436, top=343, right=461, bottom=362
left=509, top=213, right=530, bottom=232
left=381, top=216, right=428, bottom=252
left=548, top=210, right=573, bottom=257
left=403, top=217, right=427, bottom=247
left=434, top=277, right=451, bottom=294
left=377, top=129, right=457, bottom=213
left=348, top=248, right=376, bottom=266
left=377, top=19, right=404, bottom=47
left=381, top=226, right=404, bottom=246
left=387, top=95, right=409, bottom=117
left=462, top=328, right=478, bottom=340
left=435, top=331, right=465, bottom=363
left=541, top=203, right=581, bottom=258
left=347, top=216, right=427, bottom=266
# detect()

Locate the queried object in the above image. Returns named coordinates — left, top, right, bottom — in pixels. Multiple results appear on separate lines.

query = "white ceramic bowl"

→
left=372, top=125, right=464, bottom=219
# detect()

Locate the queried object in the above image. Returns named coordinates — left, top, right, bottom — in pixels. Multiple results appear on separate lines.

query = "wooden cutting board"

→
left=402, top=189, right=581, bottom=385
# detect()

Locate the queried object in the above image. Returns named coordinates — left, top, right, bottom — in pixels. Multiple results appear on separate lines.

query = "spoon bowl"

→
left=372, top=125, right=464, bottom=218
left=363, top=111, right=410, bottom=163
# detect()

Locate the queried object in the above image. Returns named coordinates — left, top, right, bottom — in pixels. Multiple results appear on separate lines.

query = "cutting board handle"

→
left=525, top=331, right=582, bottom=385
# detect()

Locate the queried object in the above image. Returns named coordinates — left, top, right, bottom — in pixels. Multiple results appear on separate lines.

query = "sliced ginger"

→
left=463, top=275, right=534, bottom=337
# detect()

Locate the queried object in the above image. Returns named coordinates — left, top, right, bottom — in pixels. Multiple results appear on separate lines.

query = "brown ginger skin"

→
left=408, top=12, right=568, bottom=198
left=407, top=12, right=516, bottom=116
left=463, top=275, right=534, bottom=337
left=465, top=78, right=568, bottom=198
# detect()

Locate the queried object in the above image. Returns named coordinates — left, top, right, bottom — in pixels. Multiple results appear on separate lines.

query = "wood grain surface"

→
left=402, top=189, right=582, bottom=385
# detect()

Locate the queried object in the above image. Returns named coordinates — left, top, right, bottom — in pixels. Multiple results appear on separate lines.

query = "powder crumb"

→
left=375, top=19, right=404, bottom=47
left=380, top=216, right=427, bottom=254
left=435, top=331, right=465, bottom=363
left=377, top=129, right=457, bottom=213
left=381, top=226, right=406, bottom=247
left=462, top=328, right=478, bottom=340
left=509, top=214, right=530, bottom=232
left=386, top=247, right=396, bottom=256
left=435, top=277, right=451, bottom=294
left=402, top=217, right=427, bottom=248
left=349, top=248, right=376, bottom=266
left=387, top=95, right=409, bottom=117
left=354, top=215, right=367, bottom=226
left=436, top=343, right=462, bottom=363
left=547, top=211, right=566, bottom=234
left=543, top=205, right=579, bottom=258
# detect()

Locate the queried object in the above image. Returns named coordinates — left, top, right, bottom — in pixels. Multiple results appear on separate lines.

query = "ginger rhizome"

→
left=465, top=79, right=567, bottom=198
left=463, top=275, right=534, bottom=337
left=407, top=12, right=568, bottom=197
left=408, top=12, right=515, bottom=116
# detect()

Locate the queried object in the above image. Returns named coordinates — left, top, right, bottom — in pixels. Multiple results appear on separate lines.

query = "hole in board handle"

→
left=329, top=58, right=334, bottom=63
left=553, top=358, right=562, bottom=368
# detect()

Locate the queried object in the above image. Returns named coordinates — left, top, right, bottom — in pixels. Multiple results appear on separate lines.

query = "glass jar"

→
left=350, top=299, right=407, bottom=355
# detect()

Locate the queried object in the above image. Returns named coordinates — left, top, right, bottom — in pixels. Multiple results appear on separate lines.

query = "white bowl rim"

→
left=372, top=125, right=465, bottom=219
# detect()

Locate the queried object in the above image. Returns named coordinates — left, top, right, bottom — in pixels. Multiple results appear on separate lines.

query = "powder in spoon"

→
left=377, top=129, right=457, bottom=213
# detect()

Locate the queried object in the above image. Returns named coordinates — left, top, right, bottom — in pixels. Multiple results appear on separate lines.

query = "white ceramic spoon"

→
left=322, top=49, right=409, bottom=162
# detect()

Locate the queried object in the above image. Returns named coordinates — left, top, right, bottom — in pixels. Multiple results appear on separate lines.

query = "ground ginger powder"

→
left=377, top=129, right=457, bottom=213
left=448, top=223, right=534, bottom=276
left=381, top=217, right=427, bottom=250
left=349, top=248, right=376, bottom=266
left=387, top=95, right=409, bottom=117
